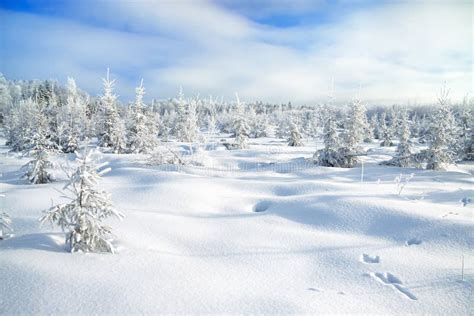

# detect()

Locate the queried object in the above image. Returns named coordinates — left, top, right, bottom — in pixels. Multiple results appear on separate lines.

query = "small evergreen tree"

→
left=287, top=118, right=304, bottom=146
left=424, top=85, right=456, bottom=170
left=382, top=108, right=416, bottom=167
left=380, top=112, right=394, bottom=147
left=22, top=109, right=55, bottom=184
left=315, top=112, right=344, bottom=167
left=344, top=97, right=367, bottom=151
left=127, top=80, right=156, bottom=153
left=98, top=69, right=126, bottom=152
left=40, top=149, right=124, bottom=253
left=233, top=94, right=250, bottom=149
left=370, top=114, right=380, bottom=139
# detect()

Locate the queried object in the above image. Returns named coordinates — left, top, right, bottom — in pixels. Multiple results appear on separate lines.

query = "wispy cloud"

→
left=0, top=0, right=471, bottom=104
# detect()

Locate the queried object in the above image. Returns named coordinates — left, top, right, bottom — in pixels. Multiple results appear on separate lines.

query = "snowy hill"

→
left=0, top=137, right=473, bottom=314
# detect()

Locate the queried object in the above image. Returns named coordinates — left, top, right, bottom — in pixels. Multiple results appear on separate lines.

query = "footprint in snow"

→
left=253, top=201, right=271, bottom=213
left=405, top=238, right=422, bottom=246
left=371, top=272, right=417, bottom=300
left=360, top=253, right=380, bottom=264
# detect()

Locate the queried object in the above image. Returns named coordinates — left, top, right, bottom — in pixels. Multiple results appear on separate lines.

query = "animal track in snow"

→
left=360, top=253, right=380, bottom=264
left=371, top=272, right=417, bottom=300
left=405, top=238, right=422, bottom=246
left=253, top=201, right=271, bottom=213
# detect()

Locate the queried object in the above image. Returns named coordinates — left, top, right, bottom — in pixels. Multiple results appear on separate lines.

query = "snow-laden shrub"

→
left=0, top=212, right=13, bottom=240
left=40, top=149, right=123, bottom=253
left=148, top=146, right=187, bottom=165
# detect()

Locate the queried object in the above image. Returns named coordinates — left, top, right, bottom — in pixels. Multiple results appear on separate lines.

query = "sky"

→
left=0, top=0, right=472, bottom=105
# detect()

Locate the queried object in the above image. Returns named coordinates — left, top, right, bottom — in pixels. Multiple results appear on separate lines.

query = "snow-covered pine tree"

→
left=382, top=108, right=416, bottom=167
left=336, top=96, right=367, bottom=167
left=5, top=98, right=37, bottom=151
left=174, top=88, right=198, bottom=142
left=287, top=118, right=304, bottom=146
left=185, top=98, right=199, bottom=142
left=343, top=96, right=367, bottom=151
left=380, top=111, right=394, bottom=147
left=0, top=73, right=12, bottom=119
left=424, top=85, right=457, bottom=170
left=127, top=80, right=156, bottom=153
left=370, top=114, right=381, bottom=139
left=59, top=77, right=85, bottom=153
left=233, top=94, right=250, bottom=149
left=22, top=107, right=55, bottom=184
left=315, top=109, right=343, bottom=167
left=40, top=149, right=124, bottom=253
left=456, top=107, right=473, bottom=161
left=98, top=69, right=126, bottom=152
left=0, top=212, right=12, bottom=240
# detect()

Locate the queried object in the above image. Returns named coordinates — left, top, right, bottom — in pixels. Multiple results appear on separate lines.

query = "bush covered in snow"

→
left=40, top=149, right=123, bottom=253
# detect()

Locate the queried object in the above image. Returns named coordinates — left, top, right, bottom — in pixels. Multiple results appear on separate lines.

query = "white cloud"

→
left=1, top=0, right=471, bottom=105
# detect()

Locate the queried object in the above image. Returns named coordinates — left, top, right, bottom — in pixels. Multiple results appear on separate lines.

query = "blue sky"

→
left=0, top=0, right=471, bottom=104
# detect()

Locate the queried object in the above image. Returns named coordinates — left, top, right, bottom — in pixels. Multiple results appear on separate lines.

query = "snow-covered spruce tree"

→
left=233, top=94, right=250, bottom=149
left=40, top=149, right=124, bottom=253
left=0, top=212, right=13, bottom=240
left=58, top=77, right=85, bottom=153
left=338, top=96, right=367, bottom=167
left=287, top=118, right=304, bottom=146
left=379, top=111, right=394, bottom=147
left=174, top=88, right=198, bottom=142
left=455, top=107, right=473, bottom=161
left=370, top=114, right=381, bottom=139
left=98, top=69, right=126, bottom=153
left=22, top=108, right=55, bottom=184
left=127, top=80, right=156, bottom=153
left=0, top=73, right=12, bottom=119
left=5, top=98, right=37, bottom=151
left=185, top=99, right=199, bottom=142
left=315, top=111, right=343, bottom=167
left=382, top=108, right=415, bottom=167
left=423, top=85, right=457, bottom=170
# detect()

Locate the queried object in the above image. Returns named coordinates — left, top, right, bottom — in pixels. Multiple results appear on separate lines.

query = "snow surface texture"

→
left=0, top=136, right=473, bottom=314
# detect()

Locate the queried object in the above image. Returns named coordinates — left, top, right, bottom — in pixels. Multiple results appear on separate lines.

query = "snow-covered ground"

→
left=1, top=136, right=473, bottom=314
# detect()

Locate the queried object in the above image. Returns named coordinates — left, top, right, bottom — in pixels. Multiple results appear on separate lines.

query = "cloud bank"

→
left=0, top=0, right=471, bottom=105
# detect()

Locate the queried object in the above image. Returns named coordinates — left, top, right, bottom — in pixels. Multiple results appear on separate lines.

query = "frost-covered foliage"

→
left=382, top=108, right=417, bottom=168
left=233, top=94, right=250, bottom=149
left=394, top=173, right=414, bottom=196
left=174, top=88, right=198, bottom=142
left=0, top=212, right=13, bottom=240
left=58, top=77, right=86, bottom=153
left=379, top=112, right=394, bottom=147
left=98, top=69, right=126, bottom=153
left=423, top=86, right=457, bottom=170
left=287, top=118, right=304, bottom=147
left=127, top=80, right=157, bottom=153
left=455, top=107, right=473, bottom=161
left=148, top=145, right=187, bottom=166
left=315, top=108, right=358, bottom=168
left=40, top=149, right=124, bottom=253
left=315, top=112, right=342, bottom=166
left=22, top=107, right=55, bottom=184
left=344, top=97, right=367, bottom=150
